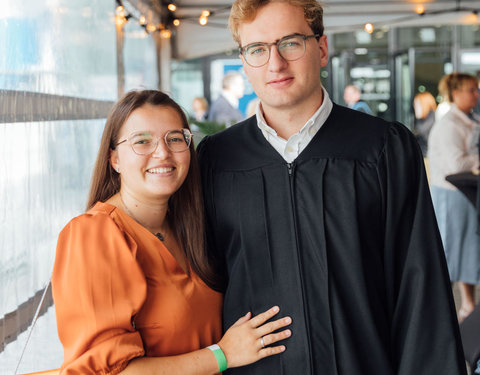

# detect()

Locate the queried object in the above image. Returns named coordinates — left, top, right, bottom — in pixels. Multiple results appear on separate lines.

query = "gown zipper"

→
left=286, top=161, right=314, bottom=373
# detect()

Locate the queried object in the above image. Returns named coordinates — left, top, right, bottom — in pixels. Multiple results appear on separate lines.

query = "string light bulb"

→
left=160, top=29, right=172, bottom=38
left=146, top=23, right=157, bottom=33
left=168, top=3, right=177, bottom=12
left=115, top=5, right=125, bottom=17
left=416, top=5, right=425, bottom=15
left=173, top=19, right=180, bottom=26
left=201, top=10, right=210, bottom=17
left=139, top=15, right=146, bottom=25
left=199, top=15, right=208, bottom=26
left=115, top=15, right=126, bottom=26
left=364, top=23, right=374, bottom=34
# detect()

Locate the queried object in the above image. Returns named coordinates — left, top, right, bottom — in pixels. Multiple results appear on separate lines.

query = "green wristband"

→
left=207, top=344, right=228, bottom=373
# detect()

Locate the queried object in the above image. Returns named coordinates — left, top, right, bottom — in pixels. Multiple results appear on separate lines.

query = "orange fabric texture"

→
left=52, top=202, right=223, bottom=375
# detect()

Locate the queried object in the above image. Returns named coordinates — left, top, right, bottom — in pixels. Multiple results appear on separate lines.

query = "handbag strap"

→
left=14, top=278, right=52, bottom=375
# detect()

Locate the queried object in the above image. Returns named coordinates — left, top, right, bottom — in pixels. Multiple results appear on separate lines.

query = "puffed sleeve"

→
left=52, top=211, right=147, bottom=375
left=379, top=122, right=467, bottom=374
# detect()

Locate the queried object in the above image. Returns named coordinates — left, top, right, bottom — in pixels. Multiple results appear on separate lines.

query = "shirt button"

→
left=286, top=146, right=293, bottom=153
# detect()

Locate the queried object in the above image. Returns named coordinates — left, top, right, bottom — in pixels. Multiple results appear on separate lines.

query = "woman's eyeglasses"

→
left=115, top=129, right=193, bottom=154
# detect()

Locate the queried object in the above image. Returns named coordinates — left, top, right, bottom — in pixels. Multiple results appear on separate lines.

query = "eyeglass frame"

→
left=114, top=128, right=193, bottom=155
left=239, top=33, right=321, bottom=68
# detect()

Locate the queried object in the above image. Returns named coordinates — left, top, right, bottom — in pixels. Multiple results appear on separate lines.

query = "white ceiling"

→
left=165, top=0, right=480, bottom=59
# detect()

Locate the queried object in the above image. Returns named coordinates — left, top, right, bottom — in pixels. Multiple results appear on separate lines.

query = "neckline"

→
left=98, top=202, right=191, bottom=276
left=252, top=104, right=336, bottom=163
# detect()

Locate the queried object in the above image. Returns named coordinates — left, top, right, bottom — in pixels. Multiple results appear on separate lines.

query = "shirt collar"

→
left=256, top=87, right=333, bottom=139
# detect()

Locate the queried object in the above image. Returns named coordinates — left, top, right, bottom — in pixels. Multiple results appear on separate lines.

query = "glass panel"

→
left=124, top=21, right=158, bottom=92
left=395, top=53, right=412, bottom=128
left=414, top=50, right=451, bottom=97
left=332, top=29, right=389, bottom=50
left=397, top=25, right=453, bottom=49
left=459, top=50, right=480, bottom=76
left=0, top=0, right=117, bottom=100
left=458, top=24, right=480, bottom=48
left=171, top=59, right=205, bottom=118
left=348, top=51, right=391, bottom=121
left=0, top=119, right=105, bottom=373
left=0, top=1, right=119, bottom=373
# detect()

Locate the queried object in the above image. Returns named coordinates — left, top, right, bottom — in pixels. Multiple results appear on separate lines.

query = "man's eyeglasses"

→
left=115, top=129, right=193, bottom=155
left=240, top=33, right=320, bottom=68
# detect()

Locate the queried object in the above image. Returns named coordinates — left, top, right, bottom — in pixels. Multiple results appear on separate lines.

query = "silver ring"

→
left=260, top=337, right=265, bottom=348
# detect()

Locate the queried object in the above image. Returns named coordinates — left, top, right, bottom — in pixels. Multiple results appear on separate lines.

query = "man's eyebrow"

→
left=244, top=33, right=302, bottom=47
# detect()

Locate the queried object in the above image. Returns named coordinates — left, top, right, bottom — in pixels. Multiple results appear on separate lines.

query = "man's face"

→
left=238, top=2, right=328, bottom=114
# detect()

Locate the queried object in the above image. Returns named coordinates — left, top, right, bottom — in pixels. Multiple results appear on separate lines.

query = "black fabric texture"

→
left=197, top=104, right=466, bottom=375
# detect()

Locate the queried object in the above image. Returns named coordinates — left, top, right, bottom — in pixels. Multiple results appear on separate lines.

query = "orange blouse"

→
left=52, top=202, right=223, bottom=375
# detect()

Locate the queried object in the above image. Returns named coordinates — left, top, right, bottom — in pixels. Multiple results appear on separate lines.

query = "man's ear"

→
left=318, top=35, right=329, bottom=67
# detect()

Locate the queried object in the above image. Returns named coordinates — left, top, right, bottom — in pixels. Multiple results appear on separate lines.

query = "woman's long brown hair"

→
left=87, top=90, right=220, bottom=290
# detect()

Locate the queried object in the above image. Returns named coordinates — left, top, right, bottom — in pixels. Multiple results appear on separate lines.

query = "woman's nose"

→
left=151, top=138, right=171, bottom=158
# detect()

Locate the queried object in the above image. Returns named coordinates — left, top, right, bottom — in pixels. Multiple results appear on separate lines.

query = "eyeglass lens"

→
left=130, top=130, right=191, bottom=154
left=244, top=35, right=307, bottom=67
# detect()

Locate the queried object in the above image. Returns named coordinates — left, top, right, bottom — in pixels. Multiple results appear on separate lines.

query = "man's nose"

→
left=267, top=45, right=288, bottom=71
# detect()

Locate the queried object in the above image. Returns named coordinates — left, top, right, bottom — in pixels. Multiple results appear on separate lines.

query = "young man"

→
left=197, top=1, right=466, bottom=374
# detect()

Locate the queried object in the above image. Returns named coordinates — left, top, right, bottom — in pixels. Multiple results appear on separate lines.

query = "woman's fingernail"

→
left=272, top=306, right=279, bottom=312
left=285, top=329, right=291, bottom=336
left=284, top=317, right=291, bottom=324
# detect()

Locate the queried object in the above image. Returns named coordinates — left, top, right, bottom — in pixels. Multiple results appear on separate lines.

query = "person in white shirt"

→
left=208, top=72, right=245, bottom=127
left=428, top=72, right=480, bottom=322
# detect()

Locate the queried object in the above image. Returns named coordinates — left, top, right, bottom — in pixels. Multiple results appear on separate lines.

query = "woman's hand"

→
left=217, top=306, right=292, bottom=369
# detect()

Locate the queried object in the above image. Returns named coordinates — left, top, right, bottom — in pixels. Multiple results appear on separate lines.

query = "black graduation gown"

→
left=197, top=104, right=466, bottom=375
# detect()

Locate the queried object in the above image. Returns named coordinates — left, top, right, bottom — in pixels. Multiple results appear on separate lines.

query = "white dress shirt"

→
left=256, top=87, right=333, bottom=163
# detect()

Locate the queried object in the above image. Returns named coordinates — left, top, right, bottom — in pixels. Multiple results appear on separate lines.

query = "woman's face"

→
left=110, top=104, right=191, bottom=203
left=452, top=80, right=480, bottom=114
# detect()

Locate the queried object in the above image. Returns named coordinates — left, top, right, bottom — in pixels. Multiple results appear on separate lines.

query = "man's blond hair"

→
left=229, top=0, right=324, bottom=46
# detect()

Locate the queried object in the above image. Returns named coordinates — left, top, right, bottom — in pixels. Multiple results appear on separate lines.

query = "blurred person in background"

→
left=474, top=70, right=480, bottom=116
left=436, top=74, right=452, bottom=122
left=413, top=91, right=437, bottom=156
left=208, top=72, right=245, bottom=127
left=343, top=84, right=373, bottom=115
left=52, top=90, right=292, bottom=374
left=428, top=73, right=480, bottom=323
left=192, top=96, right=209, bottom=122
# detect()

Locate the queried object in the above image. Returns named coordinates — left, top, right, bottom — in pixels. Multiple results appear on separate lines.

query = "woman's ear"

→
left=109, top=148, right=120, bottom=173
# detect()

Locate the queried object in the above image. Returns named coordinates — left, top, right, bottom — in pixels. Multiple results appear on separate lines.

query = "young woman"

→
left=52, top=90, right=292, bottom=374
left=428, top=73, right=480, bottom=322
